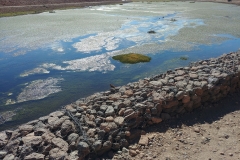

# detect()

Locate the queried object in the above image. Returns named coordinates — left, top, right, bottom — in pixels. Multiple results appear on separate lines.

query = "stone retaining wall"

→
left=1, top=50, right=240, bottom=160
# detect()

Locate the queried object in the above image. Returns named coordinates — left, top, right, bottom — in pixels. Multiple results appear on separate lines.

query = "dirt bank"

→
left=113, top=92, right=240, bottom=159
left=0, top=0, right=127, bottom=15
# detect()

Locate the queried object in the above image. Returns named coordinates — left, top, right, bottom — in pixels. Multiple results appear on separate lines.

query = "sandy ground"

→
left=110, top=91, right=240, bottom=160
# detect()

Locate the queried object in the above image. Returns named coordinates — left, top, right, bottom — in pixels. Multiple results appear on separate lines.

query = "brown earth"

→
left=196, top=0, right=240, bottom=5
left=0, top=0, right=126, bottom=14
left=109, top=92, right=240, bottom=160
left=1, top=0, right=240, bottom=15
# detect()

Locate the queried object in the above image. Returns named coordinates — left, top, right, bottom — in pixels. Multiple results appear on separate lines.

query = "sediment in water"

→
left=1, top=50, right=240, bottom=159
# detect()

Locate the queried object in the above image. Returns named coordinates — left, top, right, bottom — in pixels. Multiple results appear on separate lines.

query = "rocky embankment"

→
left=1, top=50, right=240, bottom=159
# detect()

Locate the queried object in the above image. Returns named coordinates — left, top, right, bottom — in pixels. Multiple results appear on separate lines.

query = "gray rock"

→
left=149, top=81, right=163, bottom=87
left=0, top=132, right=8, bottom=147
left=176, top=81, right=187, bottom=88
left=34, top=128, right=48, bottom=136
left=47, top=116, right=64, bottom=129
left=24, top=152, right=45, bottom=160
left=68, top=150, right=79, bottom=160
left=105, top=106, right=115, bottom=116
left=175, top=91, right=185, bottom=100
left=61, top=120, right=75, bottom=136
left=34, top=121, right=47, bottom=130
left=174, top=76, right=184, bottom=81
left=67, top=133, right=79, bottom=144
left=38, top=116, right=49, bottom=122
left=93, top=140, right=102, bottom=151
left=112, top=143, right=120, bottom=150
left=22, top=134, right=42, bottom=146
left=161, top=113, right=171, bottom=120
left=5, top=138, right=20, bottom=154
left=0, top=151, right=7, bottom=159
left=100, top=122, right=118, bottom=132
left=98, top=141, right=112, bottom=155
left=19, top=124, right=33, bottom=135
left=189, top=73, right=198, bottom=79
left=151, top=107, right=158, bottom=115
left=176, top=70, right=185, bottom=76
left=42, top=132, right=55, bottom=143
left=100, top=105, right=108, bottom=112
left=49, top=111, right=64, bottom=117
left=3, top=154, right=15, bottom=160
left=78, top=142, right=90, bottom=156
left=152, top=91, right=164, bottom=103
left=123, top=99, right=132, bottom=107
left=120, top=139, right=129, bottom=147
left=114, top=117, right=124, bottom=126
left=194, top=81, right=202, bottom=87
left=51, top=138, right=69, bottom=152
left=26, top=119, right=39, bottom=125
left=97, top=129, right=105, bottom=138
left=49, top=148, right=68, bottom=160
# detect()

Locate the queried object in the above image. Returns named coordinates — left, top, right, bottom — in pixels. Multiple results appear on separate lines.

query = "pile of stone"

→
left=1, top=51, right=240, bottom=160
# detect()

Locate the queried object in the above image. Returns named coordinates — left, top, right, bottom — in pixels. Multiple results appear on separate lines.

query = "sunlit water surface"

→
left=0, top=2, right=240, bottom=130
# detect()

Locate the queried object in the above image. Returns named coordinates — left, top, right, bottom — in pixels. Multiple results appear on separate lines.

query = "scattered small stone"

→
left=193, top=127, right=200, bottom=133
left=139, top=135, right=149, bottom=146
left=129, top=149, right=138, bottom=157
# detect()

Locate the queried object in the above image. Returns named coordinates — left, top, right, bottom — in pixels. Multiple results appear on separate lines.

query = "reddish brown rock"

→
left=195, top=88, right=204, bottom=96
left=164, top=100, right=179, bottom=109
left=151, top=117, right=162, bottom=123
left=182, top=95, right=191, bottom=103
left=125, top=90, right=133, bottom=97
left=106, top=116, right=114, bottom=122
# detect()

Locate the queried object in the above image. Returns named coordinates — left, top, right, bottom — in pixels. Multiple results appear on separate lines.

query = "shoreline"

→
left=1, top=0, right=240, bottom=17
left=0, top=1, right=130, bottom=17
left=1, top=50, right=240, bottom=159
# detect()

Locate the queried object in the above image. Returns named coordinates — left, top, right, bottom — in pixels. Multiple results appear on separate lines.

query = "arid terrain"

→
left=0, top=0, right=125, bottom=15
left=1, top=0, right=240, bottom=15
left=109, top=92, right=240, bottom=160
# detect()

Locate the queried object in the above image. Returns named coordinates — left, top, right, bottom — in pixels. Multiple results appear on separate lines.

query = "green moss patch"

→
left=180, top=56, right=188, bottom=60
left=148, top=30, right=156, bottom=34
left=112, top=53, right=151, bottom=64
